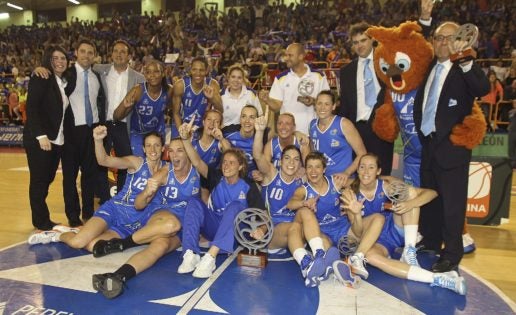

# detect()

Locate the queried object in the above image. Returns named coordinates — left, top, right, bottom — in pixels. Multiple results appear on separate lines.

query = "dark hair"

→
left=191, top=56, right=208, bottom=69
left=349, top=22, right=371, bottom=39
left=281, top=144, right=302, bottom=166
left=41, top=45, right=69, bottom=73
left=143, top=59, right=169, bottom=92
left=198, top=109, right=223, bottom=136
left=112, top=39, right=132, bottom=54
left=350, top=153, right=381, bottom=194
left=305, top=151, right=327, bottom=169
left=316, top=90, right=336, bottom=104
left=143, top=131, right=164, bottom=146
left=223, top=148, right=248, bottom=178
left=77, top=39, right=97, bottom=54
left=241, top=104, right=259, bottom=117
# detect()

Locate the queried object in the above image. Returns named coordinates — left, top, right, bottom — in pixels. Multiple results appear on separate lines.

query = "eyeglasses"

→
left=434, top=35, right=454, bottom=42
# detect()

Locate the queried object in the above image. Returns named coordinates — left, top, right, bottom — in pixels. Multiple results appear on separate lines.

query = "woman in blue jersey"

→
left=340, top=154, right=466, bottom=295
left=310, top=90, right=366, bottom=181
left=28, top=126, right=168, bottom=253
left=90, top=138, right=202, bottom=299
left=113, top=60, right=171, bottom=156
left=287, top=152, right=385, bottom=287
left=192, top=109, right=231, bottom=169
left=177, top=119, right=265, bottom=278
left=252, top=109, right=343, bottom=288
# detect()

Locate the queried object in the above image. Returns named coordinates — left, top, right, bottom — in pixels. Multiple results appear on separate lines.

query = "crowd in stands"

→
left=0, top=0, right=515, bottom=125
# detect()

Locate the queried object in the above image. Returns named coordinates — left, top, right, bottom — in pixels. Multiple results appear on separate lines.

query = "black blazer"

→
left=413, top=61, right=489, bottom=169
left=338, top=58, right=385, bottom=124
left=63, top=65, right=106, bottom=124
left=24, top=75, right=64, bottom=141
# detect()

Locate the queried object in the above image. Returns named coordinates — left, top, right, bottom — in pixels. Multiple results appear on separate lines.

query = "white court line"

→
left=176, top=247, right=243, bottom=315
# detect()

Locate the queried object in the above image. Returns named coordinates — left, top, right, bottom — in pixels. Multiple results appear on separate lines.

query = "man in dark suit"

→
left=94, top=40, right=145, bottom=195
left=338, top=21, right=392, bottom=175
left=413, top=22, right=489, bottom=272
left=62, top=39, right=106, bottom=227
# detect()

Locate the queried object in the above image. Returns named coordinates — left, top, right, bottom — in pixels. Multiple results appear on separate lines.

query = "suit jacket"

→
left=24, top=75, right=64, bottom=141
left=413, top=61, right=489, bottom=169
left=338, top=58, right=385, bottom=124
left=63, top=65, right=106, bottom=124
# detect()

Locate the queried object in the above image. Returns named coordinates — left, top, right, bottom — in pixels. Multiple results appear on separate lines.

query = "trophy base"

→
left=237, top=249, right=268, bottom=268
left=450, top=49, right=476, bottom=64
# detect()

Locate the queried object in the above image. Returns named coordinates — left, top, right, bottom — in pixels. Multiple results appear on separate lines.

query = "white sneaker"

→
left=28, top=230, right=61, bottom=245
left=193, top=254, right=216, bottom=278
left=400, top=245, right=420, bottom=267
left=53, top=225, right=80, bottom=234
left=463, top=233, right=476, bottom=254
left=348, top=252, right=369, bottom=279
left=177, top=249, right=200, bottom=274
left=432, top=271, right=467, bottom=295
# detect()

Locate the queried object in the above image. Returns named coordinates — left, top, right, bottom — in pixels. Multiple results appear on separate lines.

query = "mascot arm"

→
left=372, top=92, right=400, bottom=142
left=449, top=102, right=486, bottom=150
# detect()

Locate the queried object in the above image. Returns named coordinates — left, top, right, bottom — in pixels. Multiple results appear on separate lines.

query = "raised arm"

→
left=134, top=165, right=169, bottom=210
left=253, top=106, right=276, bottom=180
left=204, top=80, right=223, bottom=113
left=179, top=117, right=209, bottom=177
left=113, top=85, right=142, bottom=121
left=93, top=126, right=140, bottom=171
left=172, top=79, right=185, bottom=130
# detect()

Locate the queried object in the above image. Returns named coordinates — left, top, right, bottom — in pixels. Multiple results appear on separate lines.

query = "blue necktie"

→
left=363, top=59, right=376, bottom=108
left=84, top=69, right=93, bottom=127
left=421, top=64, right=444, bottom=136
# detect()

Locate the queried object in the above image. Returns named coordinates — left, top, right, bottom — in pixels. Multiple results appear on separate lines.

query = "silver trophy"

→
left=297, top=78, right=315, bottom=105
left=337, top=234, right=359, bottom=258
left=450, top=23, right=479, bottom=63
left=234, top=208, right=273, bottom=268
left=384, top=181, right=410, bottom=210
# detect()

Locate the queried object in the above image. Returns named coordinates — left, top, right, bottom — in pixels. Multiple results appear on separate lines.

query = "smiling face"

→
left=143, top=134, right=164, bottom=162
left=75, top=43, right=96, bottom=69
left=203, top=110, right=222, bottom=135
left=222, top=152, right=243, bottom=180
left=168, top=139, right=189, bottom=172
left=143, top=62, right=164, bottom=87
left=357, top=155, right=381, bottom=186
left=112, top=42, right=130, bottom=69
left=51, top=51, right=67, bottom=77
left=240, top=106, right=258, bottom=134
left=433, top=23, right=459, bottom=63
left=276, top=113, right=296, bottom=139
left=305, top=157, right=325, bottom=185
left=280, top=148, right=301, bottom=177
left=190, top=60, right=207, bottom=86
left=228, top=67, right=245, bottom=91
left=315, top=93, right=336, bottom=119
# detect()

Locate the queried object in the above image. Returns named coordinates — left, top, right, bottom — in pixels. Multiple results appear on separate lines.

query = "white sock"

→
left=404, top=225, right=418, bottom=247
left=308, top=237, right=324, bottom=253
left=293, top=248, right=309, bottom=266
left=407, top=266, right=434, bottom=283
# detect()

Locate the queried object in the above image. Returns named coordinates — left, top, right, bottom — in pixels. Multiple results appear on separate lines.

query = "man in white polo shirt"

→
left=260, top=43, right=329, bottom=134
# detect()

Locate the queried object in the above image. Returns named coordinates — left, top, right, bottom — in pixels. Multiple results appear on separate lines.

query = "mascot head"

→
left=366, top=21, right=433, bottom=93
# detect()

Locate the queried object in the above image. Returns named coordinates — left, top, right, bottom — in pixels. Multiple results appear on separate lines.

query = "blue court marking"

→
left=0, top=242, right=514, bottom=315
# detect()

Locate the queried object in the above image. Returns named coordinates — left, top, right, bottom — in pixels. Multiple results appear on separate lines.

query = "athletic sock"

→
left=121, top=235, right=139, bottom=250
left=406, top=265, right=434, bottom=283
left=293, top=248, right=309, bottom=266
left=308, top=237, right=324, bottom=253
left=115, top=264, right=137, bottom=281
left=404, top=225, right=418, bottom=247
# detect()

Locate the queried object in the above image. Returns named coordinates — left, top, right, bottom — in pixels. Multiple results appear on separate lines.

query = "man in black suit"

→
left=338, top=21, right=392, bottom=175
left=62, top=39, right=106, bottom=227
left=413, top=22, right=489, bottom=272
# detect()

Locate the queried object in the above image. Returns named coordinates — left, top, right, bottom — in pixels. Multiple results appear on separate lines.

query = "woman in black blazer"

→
left=24, top=46, right=70, bottom=231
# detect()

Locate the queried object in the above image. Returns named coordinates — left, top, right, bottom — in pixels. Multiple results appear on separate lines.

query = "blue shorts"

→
left=271, top=214, right=295, bottom=226
left=377, top=214, right=404, bottom=257
left=94, top=200, right=156, bottom=238
left=320, top=219, right=351, bottom=246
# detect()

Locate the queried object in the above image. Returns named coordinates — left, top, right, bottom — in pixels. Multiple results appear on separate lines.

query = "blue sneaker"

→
left=319, top=247, right=341, bottom=281
left=431, top=271, right=467, bottom=295
left=300, top=254, right=325, bottom=288
left=333, top=260, right=360, bottom=288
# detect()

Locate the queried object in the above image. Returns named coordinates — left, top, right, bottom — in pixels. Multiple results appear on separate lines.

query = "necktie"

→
left=421, top=64, right=444, bottom=136
left=84, top=69, right=93, bottom=127
left=363, top=59, right=376, bottom=108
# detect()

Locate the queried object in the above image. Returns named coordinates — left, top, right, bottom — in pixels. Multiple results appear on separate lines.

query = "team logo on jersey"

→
left=186, top=92, right=192, bottom=98
left=143, top=98, right=149, bottom=105
left=276, top=179, right=282, bottom=186
left=312, top=131, right=317, bottom=138
left=239, top=191, right=246, bottom=200
left=321, top=214, right=337, bottom=224
left=190, top=176, right=198, bottom=183
left=330, top=139, right=339, bottom=147
left=192, top=187, right=199, bottom=195
left=330, top=129, right=337, bottom=136
left=170, top=179, right=175, bottom=185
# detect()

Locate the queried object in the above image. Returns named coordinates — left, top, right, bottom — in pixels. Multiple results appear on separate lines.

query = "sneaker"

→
left=52, top=225, right=80, bottom=234
left=319, top=247, right=341, bottom=281
left=28, top=230, right=61, bottom=245
left=92, top=239, right=124, bottom=258
left=348, top=252, right=369, bottom=279
left=431, top=271, right=467, bottom=295
left=400, top=245, right=420, bottom=267
left=333, top=260, right=360, bottom=288
left=300, top=254, right=325, bottom=288
left=92, top=273, right=125, bottom=299
left=192, top=254, right=216, bottom=278
left=178, top=249, right=201, bottom=274
left=463, top=233, right=476, bottom=254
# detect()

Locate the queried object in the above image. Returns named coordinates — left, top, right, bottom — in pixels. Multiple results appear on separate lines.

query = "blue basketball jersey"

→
left=130, top=83, right=167, bottom=135
left=182, top=76, right=212, bottom=129
left=192, top=137, right=222, bottom=169
left=262, top=171, right=303, bottom=224
left=309, top=116, right=352, bottom=176
left=269, top=136, right=300, bottom=169
left=154, top=164, right=201, bottom=221
left=225, top=131, right=257, bottom=176
left=357, top=179, right=391, bottom=217
left=208, top=176, right=250, bottom=215
left=304, top=176, right=343, bottom=226
left=115, top=159, right=166, bottom=206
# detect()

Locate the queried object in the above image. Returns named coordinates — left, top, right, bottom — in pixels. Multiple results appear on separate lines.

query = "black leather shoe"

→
left=68, top=219, right=83, bottom=228
left=92, top=273, right=125, bottom=299
left=432, top=259, right=458, bottom=273
left=93, top=239, right=124, bottom=258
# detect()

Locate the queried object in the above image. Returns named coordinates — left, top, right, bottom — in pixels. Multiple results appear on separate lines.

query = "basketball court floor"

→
left=0, top=150, right=515, bottom=314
